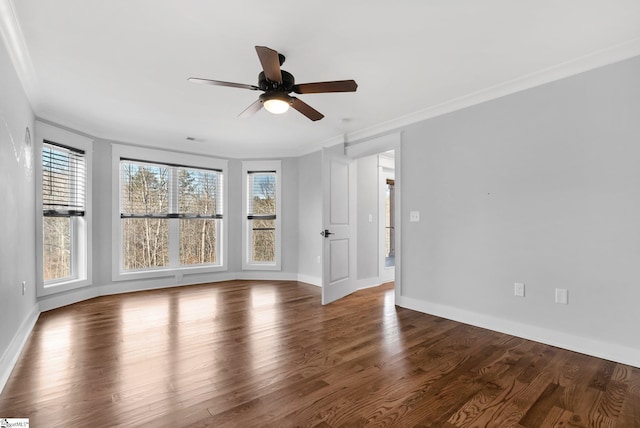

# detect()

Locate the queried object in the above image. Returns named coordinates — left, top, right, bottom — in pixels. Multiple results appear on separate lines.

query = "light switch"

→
left=555, top=288, right=568, bottom=304
left=410, top=211, right=420, bottom=222
left=514, top=282, right=525, bottom=297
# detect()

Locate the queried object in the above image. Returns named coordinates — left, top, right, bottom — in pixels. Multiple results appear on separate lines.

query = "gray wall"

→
left=400, top=55, right=640, bottom=357
left=0, top=40, right=37, bottom=379
left=281, top=157, right=300, bottom=273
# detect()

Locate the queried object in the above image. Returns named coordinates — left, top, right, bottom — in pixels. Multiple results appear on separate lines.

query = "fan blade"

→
left=188, top=77, right=259, bottom=91
left=290, top=97, right=324, bottom=121
left=255, top=46, right=282, bottom=83
left=238, top=99, right=263, bottom=118
left=292, top=80, right=358, bottom=94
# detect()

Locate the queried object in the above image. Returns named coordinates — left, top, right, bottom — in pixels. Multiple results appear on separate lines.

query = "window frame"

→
left=112, top=144, right=228, bottom=281
left=242, top=160, right=281, bottom=271
left=35, top=122, right=92, bottom=297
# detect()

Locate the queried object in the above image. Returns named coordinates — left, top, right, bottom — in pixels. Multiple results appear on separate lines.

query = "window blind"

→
left=42, top=141, right=86, bottom=216
left=247, top=171, right=276, bottom=220
left=120, top=159, right=223, bottom=219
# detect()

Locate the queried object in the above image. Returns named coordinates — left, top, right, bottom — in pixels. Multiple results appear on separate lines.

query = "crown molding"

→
left=292, top=134, right=344, bottom=157
left=345, top=37, right=640, bottom=143
left=0, top=0, right=38, bottom=107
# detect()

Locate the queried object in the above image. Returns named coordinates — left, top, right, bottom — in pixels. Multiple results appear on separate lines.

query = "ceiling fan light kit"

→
left=261, top=93, right=291, bottom=114
left=189, top=46, right=358, bottom=121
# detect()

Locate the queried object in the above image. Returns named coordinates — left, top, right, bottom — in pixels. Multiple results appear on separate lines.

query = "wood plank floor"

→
left=1, top=280, right=639, bottom=427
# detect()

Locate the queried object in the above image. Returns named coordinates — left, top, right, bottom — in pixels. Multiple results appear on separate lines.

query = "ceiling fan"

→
left=188, top=46, right=358, bottom=121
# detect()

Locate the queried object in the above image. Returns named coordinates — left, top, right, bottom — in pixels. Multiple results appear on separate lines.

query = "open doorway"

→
left=353, top=148, right=396, bottom=289
left=321, top=132, right=401, bottom=304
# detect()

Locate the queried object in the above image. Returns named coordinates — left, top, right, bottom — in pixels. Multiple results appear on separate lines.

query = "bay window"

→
left=113, top=145, right=227, bottom=279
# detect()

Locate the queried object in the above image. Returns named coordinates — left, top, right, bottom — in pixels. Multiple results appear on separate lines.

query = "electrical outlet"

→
left=410, top=211, right=420, bottom=222
left=514, top=282, right=525, bottom=297
left=555, top=288, right=568, bottom=304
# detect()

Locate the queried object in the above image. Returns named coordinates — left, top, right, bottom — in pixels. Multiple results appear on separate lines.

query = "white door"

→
left=321, top=146, right=356, bottom=304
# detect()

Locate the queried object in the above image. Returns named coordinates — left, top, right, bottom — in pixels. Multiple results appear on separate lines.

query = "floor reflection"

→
left=249, top=287, right=281, bottom=374
left=34, top=316, right=72, bottom=401
left=381, top=284, right=405, bottom=357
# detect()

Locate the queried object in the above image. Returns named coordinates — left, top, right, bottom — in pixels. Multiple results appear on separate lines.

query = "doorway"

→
left=321, top=132, right=401, bottom=305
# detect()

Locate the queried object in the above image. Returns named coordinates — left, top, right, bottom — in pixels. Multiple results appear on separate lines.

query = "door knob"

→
left=320, top=229, right=334, bottom=238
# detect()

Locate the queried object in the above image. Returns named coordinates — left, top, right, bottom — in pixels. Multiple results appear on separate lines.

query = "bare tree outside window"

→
left=43, top=217, right=71, bottom=280
left=178, top=168, right=220, bottom=265
left=42, top=142, right=85, bottom=282
left=120, top=161, right=222, bottom=271
left=121, top=163, right=169, bottom=270
left=248, top=172, right=276, bottom=263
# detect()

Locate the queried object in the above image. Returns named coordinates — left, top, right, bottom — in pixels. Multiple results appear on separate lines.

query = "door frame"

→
left=345, top=132, right=402, bottom=301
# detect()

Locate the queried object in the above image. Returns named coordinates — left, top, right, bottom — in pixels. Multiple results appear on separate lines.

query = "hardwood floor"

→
left=1, top=280, right=639, bottom=427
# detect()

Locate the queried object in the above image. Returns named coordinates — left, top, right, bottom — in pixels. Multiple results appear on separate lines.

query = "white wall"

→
left=399, top=55, right=640, bottom=365
left=297, top=151, right=322, bottom=285
left=0, top=40, right=38, bottom=390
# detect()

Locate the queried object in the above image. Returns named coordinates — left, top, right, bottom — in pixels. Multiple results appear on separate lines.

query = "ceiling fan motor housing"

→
left=259, top=70, right=295, bottom=93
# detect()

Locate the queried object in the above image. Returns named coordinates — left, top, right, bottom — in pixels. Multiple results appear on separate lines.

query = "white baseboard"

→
left=397, top=295, right=640, bottom=368
left=38, top=286, right=100, bottom=312
left=356, top=278, right=382, bottom=290
left=297, top=276, right=391, bottom=290
left=0, top=305, right=40, bottom=394
left=297, top=274, right=321, bottom=287
left=39, top=273, right=315, bottom=313
left=235, top=271, right=299, bottom=282
left=99, top=272, right=238, bottom=297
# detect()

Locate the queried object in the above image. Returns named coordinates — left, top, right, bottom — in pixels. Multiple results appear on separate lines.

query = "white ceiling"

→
left=4, top=0, right=640, bottom=158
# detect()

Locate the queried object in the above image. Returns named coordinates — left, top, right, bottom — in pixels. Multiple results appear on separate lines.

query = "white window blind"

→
left=247, top=171, right=276, bottom=220
left=42, top=141, right=86, bottom=216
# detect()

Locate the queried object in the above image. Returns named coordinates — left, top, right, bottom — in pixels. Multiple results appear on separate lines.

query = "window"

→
left=242, top=161, right=281, bottom=270
left=118, top=158, right=224, bottom=274
left=38, top=137, right=90, bottom=295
